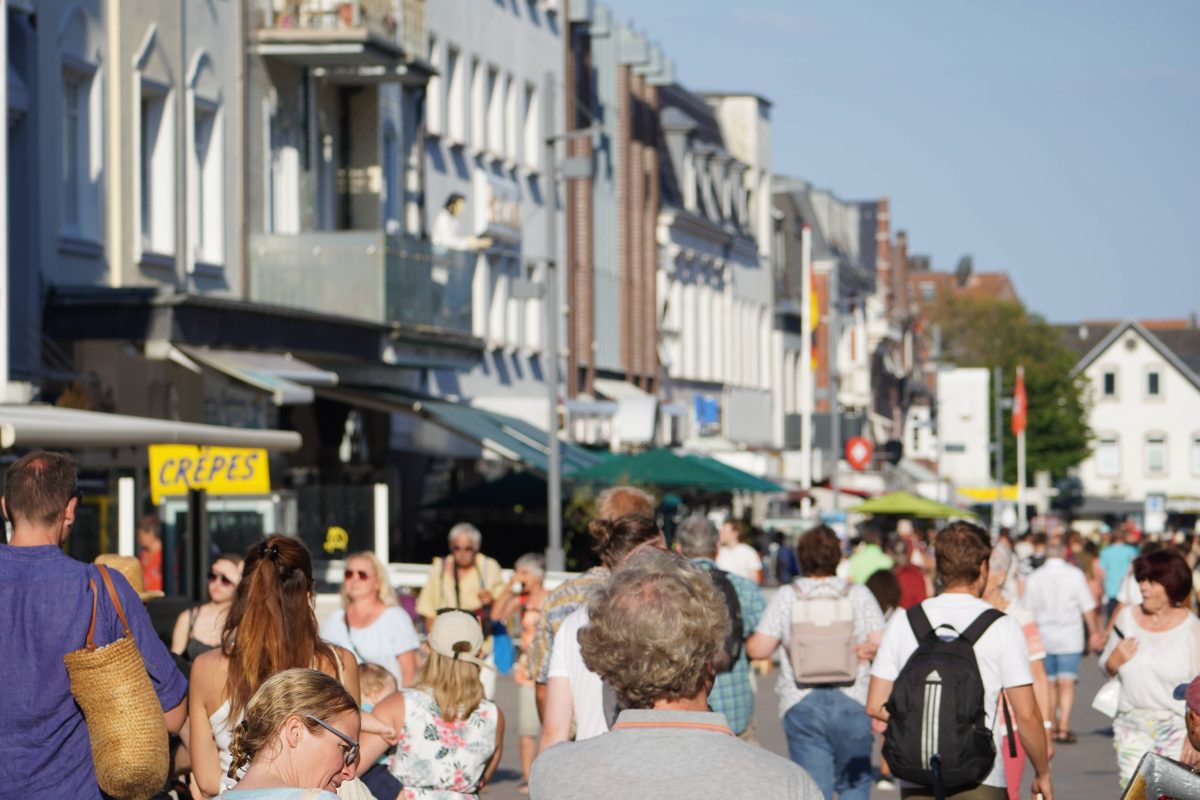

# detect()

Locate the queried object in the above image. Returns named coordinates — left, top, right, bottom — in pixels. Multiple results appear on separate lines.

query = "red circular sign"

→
left=846, top=436, right=874, bottom=471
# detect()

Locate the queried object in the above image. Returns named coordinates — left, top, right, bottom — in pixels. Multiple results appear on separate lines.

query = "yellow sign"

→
left=323, top=526, right=349, bottom=555
left=148, top=445, right=271, bottom=503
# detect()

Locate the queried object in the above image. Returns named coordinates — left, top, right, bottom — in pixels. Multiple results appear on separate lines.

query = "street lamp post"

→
left=543, top=71, right=564, bottom=573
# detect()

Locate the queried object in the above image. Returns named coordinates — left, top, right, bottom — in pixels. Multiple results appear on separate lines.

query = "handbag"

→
left=63, top=564, right=169, bottom=800
left=1092, top=675, right=1122, bottom=718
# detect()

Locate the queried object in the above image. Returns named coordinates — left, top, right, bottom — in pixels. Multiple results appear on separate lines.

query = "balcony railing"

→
left=258, top=0, right=426, bottom=60
left=250, top=231, right=474, bottom=334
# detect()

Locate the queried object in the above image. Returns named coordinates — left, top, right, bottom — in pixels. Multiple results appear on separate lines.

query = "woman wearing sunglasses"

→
left=189, top=536, right=364, bottom=798
left=360, top=610, right=505, bottom=798
left=320, top=551, right=420, bottom=688
left=172, top=553, right=244, bottom=665
left=220, top=668, right=360, bottom=799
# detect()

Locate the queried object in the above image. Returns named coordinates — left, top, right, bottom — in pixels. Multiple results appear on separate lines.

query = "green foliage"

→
left=932, top=295, right=1092, bottom=482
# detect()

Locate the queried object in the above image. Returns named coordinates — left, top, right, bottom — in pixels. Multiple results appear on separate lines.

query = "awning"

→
left=593, top=378, right=657, bottom=446
left=316, top=386, right=606, bottom=474
left=177, top=346, right=338, bottom=406
left=0, top=405, right=302, bottom=451
left=567, top=448, right=783, bottom=493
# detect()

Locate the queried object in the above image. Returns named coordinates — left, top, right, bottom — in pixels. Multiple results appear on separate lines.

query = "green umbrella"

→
left=566, top=448, right=783, bottom=493
left=848, top=491, right=977, bottom=519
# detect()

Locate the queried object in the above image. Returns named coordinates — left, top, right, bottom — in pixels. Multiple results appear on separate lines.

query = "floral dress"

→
left=388, top=688, right=498, bottom=799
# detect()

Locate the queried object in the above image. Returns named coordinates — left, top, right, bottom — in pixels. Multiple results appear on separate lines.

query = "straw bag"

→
left=63, top=564, right=169, bottom=800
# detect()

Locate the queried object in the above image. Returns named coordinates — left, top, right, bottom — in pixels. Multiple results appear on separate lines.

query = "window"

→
left=522, top=83, right=540, bottom=171
left=504, top=75, right=519, bottom=164
left=139, top=82, right=175, bottom=257
left=1102, top=370, right=1116, bottom=398
left=486, top=67, right=502, bottom=157
left=192, top=98, right=223, bottom=265
left=61, top=66, right=100, bottom=240
left=1096, top=435, right=1119, bottom=477
left=382, top=123, right=399, bottom=233
left=469, top=57, right=485, bottom=152
left=919, top=281, right=936, bottom=301
left=445, top=46, right=464, bottom=143
left=1146, top=434, right=1166, bottom=476
left=426, top=37, right=443, bottom=136
left=1192, top=435, right=1200, bottom=476
left=1146, top=370, right=1161, bottom=398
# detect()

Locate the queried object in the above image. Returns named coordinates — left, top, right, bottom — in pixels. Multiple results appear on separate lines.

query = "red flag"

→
left=1011, top=366, right=1027, bottom=436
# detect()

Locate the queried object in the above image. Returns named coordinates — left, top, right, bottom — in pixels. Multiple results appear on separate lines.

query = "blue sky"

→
left=602, top=1, right=1200, bottom=322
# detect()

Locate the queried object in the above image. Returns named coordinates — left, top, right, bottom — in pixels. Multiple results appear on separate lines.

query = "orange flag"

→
left=1011, top=366, right=1027, bottom=436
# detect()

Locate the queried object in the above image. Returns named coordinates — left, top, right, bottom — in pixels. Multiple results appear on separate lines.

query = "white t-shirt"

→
left=871, top=593, right=1034, bottom=789
left=546, top=607, right=609, bottom=741
left=1100, top=607, right=1200, bottom=715
left=716, top=542, right=762, bottom=582
left=1022, top=558, right=1096, bottom=655
left=320, top=606, right=421, bottom=685
left=1116, top=570, right=1144, bottom=606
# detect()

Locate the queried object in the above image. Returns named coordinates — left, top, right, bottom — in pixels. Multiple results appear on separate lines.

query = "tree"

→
left=931, top=295, right=1091, bottom=483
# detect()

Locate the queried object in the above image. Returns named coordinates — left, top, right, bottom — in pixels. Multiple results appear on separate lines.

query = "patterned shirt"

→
left=756, top=575, right=885, bottom=717
left=527, top=566, right=609, bottom=683
left=692, top=558, right=765, bottom=735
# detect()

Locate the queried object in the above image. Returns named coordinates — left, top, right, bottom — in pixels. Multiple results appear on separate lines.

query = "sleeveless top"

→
left=388, top=689, right=498, bottom=799
left=186, top=607, right=219, bottom=662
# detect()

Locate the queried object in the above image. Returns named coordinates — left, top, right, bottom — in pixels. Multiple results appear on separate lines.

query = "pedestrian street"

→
left=482, top=659, right=1123, bottom=799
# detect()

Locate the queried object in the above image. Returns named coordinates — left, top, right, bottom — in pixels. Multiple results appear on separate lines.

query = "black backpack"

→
left=707, top=567, right=744, bottom=672
left=882, top=605, right=1013, bottom=792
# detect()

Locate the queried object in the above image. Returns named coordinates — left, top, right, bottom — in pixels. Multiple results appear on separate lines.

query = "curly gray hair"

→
left=579, top=547, right=727, bottom=710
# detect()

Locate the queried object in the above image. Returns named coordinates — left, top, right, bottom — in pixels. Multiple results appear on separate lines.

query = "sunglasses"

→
left=344, top=569, right=372, bottom=581
left=304, top=714, right=359, bottom=767
left=207, top=571, right=236, bottom=587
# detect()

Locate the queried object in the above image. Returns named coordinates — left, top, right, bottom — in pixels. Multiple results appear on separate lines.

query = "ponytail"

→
left=223, top=536, right=337, bottom=718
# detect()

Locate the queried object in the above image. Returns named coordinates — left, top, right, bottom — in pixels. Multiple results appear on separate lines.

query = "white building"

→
left=656, top=85, right=773, bottom=457
left=420, top=0, right=564, bottom=429
left=1069, top=320, right=1200, bottom=512
left=935, top=367, right=992, bottom=488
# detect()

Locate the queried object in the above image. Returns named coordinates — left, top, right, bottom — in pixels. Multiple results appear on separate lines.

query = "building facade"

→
left=1067, top=320, right=1200, bottom=515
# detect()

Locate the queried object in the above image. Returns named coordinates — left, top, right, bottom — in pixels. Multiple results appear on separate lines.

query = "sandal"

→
left=1054, top=730, right=1078, bottom=744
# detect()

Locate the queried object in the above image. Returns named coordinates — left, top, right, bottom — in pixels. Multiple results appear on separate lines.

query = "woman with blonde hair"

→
left=220, top=668, right=360, bottom=799
left=189, top=536, right=362, bottom=797
left=321, top=551, right=420, bottom=687
left=360, top=610, right=505, bottom=797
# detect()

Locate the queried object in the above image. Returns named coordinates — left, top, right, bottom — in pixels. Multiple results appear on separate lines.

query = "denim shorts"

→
left=1043, top=651, right=1082, bottom=679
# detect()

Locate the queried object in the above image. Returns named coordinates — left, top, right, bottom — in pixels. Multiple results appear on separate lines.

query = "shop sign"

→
left=149, top=444, right=271, bottom=503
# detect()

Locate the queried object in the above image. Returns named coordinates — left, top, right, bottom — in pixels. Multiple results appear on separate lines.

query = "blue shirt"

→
left=1099, top=543, right=1139, bottom=600
left=0, top=545, right=187, bottom=799
left=691, top=558, right=765, bottom=735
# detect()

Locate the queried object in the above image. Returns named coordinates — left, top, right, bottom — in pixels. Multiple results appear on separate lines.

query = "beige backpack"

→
left=788, top=582, right=858, bottom=684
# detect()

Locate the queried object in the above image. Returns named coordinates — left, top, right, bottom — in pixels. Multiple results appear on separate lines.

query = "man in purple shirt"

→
left=0, top=451, right=187, bottom=799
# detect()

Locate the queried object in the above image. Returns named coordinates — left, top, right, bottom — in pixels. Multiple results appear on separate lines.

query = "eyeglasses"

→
left=304, top=714, right=359, bottom=767
left=343, top=569, right=372, bottom=581
left=207, top=571, right=236, bottom=587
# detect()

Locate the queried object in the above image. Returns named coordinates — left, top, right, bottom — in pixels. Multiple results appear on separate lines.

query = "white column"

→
left=117, top=477, right=136, bottom=556
left=799, top=225, right=813, bottom=490
left=373, top=483, right=390, bottom=564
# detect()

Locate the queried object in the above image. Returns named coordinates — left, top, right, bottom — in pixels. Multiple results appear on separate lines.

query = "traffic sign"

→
left=846, top=436, right=874, bottom=471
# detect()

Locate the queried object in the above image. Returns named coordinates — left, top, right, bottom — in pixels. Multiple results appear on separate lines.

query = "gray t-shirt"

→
left=530, top=709, right=822, bottom=800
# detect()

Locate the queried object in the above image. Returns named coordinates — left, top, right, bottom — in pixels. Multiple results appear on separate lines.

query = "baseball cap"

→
left=427, top=610, right=493, bottom=671
left=1173, top=676, right=1200, bottom=713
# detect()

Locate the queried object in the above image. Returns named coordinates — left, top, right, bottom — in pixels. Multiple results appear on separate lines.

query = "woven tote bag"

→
left=64, top=564, right=169, bottom=800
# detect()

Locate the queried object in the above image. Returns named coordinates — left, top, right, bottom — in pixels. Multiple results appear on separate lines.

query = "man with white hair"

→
left=1023, top=536, right=1103, bottom=745
left=531, top=548, right=820, bottom=799
left=416, top=522, right=506, bottom=696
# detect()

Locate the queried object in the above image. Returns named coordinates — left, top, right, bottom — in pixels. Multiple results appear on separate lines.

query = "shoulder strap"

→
left=343, top=616, right=364, bottom=663
left=960, top=608, right=1005, bottom=645
left=187, top=606, right=200, bottom=637
left=83, top=579, right=100, bottom=650
left=96, top=564, right=133, bottom=639
left=906, top=603, right=935, bottom=642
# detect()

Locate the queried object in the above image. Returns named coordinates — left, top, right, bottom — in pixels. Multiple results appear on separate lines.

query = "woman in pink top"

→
left=985, top=547, right=1055, bottom=800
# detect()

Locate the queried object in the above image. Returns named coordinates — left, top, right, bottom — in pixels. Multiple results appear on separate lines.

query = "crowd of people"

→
left=5, top=449, right=1200, bottom=800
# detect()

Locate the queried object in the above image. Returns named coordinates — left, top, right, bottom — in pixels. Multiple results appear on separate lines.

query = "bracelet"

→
left=1043, top=721, right=1054, bottom=729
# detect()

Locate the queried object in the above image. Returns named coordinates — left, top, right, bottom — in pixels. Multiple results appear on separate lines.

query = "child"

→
left=359, top=663, right=403, bottom=800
